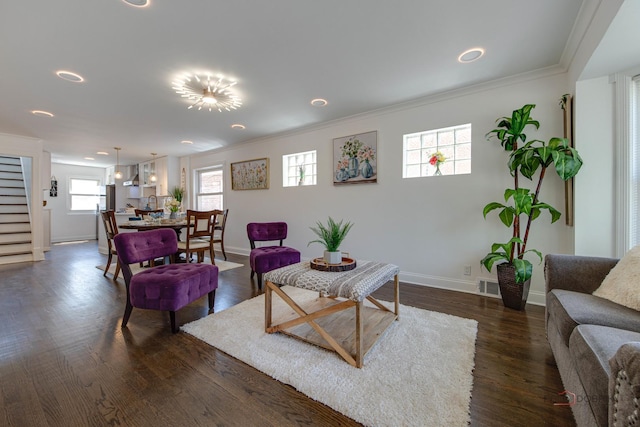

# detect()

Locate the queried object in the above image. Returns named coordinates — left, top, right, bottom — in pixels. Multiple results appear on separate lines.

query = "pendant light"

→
left=114, top=147, right=123, bottom=180
left=149, top=153, right=157, bottom=182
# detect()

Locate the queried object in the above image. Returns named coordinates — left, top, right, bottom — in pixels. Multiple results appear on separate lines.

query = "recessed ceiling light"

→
left=122, top=0, right=149, bottom=7
left=56, top=70, right=84, bottom=83
left=84, top=157, right=95, bottom=161
left=181, top=140, right=193, bottom=144
left=231, top=124, right=246, bottom=129
left=458, top=48, right=485, bottom=63
left=310, top=98, right=328, bottom=107
left=31, top=110, right=54, bottom=117
left=96, top=151, right=109, bottom=155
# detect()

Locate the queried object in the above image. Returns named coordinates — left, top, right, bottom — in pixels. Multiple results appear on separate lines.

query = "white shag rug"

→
left=97, top=259, right=243, bottom=277
left=182, top=286, right=478, bottom=427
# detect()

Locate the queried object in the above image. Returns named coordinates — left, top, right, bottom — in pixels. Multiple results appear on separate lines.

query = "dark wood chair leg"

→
left=251, top=270, right=255, bottom=279
left=220, top=241, right=227, bottom=260
left=170, top=311, right=178, bottom=333
left=122, top=301, right=133, bottom=328
left=208, top=290, right=216, bottom=311
left=104, top=253, right=112, bottom=277
left=257, top=273, right=263, bottom=290
left=113, top=261, right=121, bottom=280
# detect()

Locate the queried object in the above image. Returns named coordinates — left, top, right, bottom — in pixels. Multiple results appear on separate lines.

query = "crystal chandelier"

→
left=172, top=72, right=242, bottom=112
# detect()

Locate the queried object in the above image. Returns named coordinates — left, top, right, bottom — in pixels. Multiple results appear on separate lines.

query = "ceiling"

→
left=0, top=0, right=607, bottom=167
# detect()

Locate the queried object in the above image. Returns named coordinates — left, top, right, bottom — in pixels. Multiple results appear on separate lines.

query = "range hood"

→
left=122, top=165, right=139, bottom=186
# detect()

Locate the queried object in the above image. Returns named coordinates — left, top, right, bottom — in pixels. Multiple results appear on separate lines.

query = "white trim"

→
left=613, top=72, right=634, bottom=257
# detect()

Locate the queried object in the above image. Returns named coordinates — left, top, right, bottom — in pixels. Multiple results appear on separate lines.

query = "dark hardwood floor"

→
left=0, top=241, right=575, bottom=426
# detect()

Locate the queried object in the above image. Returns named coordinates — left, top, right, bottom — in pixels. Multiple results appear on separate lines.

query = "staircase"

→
left=0, top=156, right=33, bottom=264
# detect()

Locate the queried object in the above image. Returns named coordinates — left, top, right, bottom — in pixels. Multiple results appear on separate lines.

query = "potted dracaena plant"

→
left=480, top=104, right=583, bottom=310
left=308, top=217, right=354, bottom=264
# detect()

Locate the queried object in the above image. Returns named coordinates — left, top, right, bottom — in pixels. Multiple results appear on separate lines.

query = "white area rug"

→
left=97, top=259, right=243, bottom=276
left=182, top=286, right=478, bottom=427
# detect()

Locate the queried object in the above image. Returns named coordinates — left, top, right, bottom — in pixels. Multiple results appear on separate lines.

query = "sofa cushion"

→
left=547, top=289, right=640, bottom=346
left=593, top=245, right=640, bottom=310
left=570, top=325, right=640, bottom=427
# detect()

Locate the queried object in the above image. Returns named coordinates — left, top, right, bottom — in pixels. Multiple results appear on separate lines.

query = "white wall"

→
left=574, top=76, right=616, bottom=256
left=189, top=72, right=573, bottom=305
left=47, top=163, right=105, bottom=242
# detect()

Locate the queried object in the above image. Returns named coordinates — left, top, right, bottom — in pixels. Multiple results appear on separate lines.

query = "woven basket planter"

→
left=496, top=263, right=531, bottom=310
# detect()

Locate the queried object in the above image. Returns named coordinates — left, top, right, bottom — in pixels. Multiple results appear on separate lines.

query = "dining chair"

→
left=177, top=210, right=218, bottom=264
left=100, top=210, right=121, bottom=280
left=134, top=208, right=165, bottom=219
left=247, top=222, right=301, bottom=289
left=113, top=229, right=218, bottom=333
left=212, top=208, right=229, bottom=260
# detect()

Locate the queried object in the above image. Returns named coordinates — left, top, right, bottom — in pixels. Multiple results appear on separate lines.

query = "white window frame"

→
left=402, top=123, right=472, bottom=178
left=614, top=71, right=640, bottom=256
left=68, top=177, right=102, bottom=212
left=283, top=150, right=317, bottom=187
left=195, top=165, right=224, bottom=211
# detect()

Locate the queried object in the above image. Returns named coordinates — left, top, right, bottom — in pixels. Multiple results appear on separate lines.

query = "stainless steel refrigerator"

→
left=105, top=184, right=116, bottom=211
left=96, top=184, right=116, bottom=239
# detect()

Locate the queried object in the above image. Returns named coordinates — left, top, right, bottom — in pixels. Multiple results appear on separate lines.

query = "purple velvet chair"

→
left=113, top=228, right=218, bottom=333
left=247, top=222, right=301, bottom=290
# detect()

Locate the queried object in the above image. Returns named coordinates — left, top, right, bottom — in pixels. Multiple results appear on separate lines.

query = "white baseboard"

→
left=219, top=247, right=547, bottom=306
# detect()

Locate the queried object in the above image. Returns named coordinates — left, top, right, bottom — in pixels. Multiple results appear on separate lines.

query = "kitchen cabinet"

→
left=139, top=160, right=155, bottom=187
left=139, top=156, right=179, bottom=196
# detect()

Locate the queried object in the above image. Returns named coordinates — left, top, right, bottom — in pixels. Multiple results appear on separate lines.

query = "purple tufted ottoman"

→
left=247, top=222, right=301, bottom=289
left=114, top=229, right=218, bottom=333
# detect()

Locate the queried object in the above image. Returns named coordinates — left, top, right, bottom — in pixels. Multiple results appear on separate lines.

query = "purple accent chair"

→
left=113, top=228, right=218, bottom=333
left=247, top=222, right=301, bottom=290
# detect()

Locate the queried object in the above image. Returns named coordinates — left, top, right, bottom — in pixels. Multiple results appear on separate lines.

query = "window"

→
left=283, top=150, right=317, bottom=187
left=402, top=123, right=471, bottom=178
left=69, top=178, right=101, bottom=211
left=196, top=166, right=224, bottom=210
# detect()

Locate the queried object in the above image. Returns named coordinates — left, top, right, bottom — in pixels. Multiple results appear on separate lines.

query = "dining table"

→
left=119, top=219, right=190, bottom=240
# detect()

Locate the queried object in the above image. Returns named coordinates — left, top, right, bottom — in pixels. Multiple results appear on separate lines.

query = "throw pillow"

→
left=593, top=245, right=640, bottom=310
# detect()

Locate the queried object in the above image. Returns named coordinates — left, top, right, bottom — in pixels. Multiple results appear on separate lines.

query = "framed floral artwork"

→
left=231, top=158, right=269, bottom=190
left=333, top=130, right=377, bottom=185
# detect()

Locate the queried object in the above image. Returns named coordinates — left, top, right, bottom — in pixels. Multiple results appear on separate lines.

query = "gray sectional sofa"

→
left=545, top=254, right=640, bottom=427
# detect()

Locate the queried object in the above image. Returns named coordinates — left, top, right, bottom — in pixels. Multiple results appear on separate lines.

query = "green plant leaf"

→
left=512, top=258, right=533, bottom=283
left=480, top=252, right=509, bottom=273
left=483, top=202, right=506, bottom=218
left=498, top=207, right=515, bottom=227
left=308, top=217, right=354, bottom=252
left=531, top=202, right=561, bottom=223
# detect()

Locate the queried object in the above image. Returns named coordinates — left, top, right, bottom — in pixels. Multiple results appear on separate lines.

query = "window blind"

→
left=631, top=75, right=640, bottom=247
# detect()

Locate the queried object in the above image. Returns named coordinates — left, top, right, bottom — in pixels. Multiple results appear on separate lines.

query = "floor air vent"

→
left=477, top=278, right=501, bottom=298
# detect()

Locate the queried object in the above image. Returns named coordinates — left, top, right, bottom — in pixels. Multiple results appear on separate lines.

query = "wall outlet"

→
left=464, top=265, right=471, bottom=276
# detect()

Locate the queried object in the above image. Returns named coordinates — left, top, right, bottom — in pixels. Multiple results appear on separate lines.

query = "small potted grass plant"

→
left=308, top=217, right=354, bottom=264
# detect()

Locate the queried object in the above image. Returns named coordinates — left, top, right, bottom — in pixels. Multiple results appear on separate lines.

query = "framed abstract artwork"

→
left=333, top=130, right=377, bottom=185
left=231, top=158, right=269, bottom=190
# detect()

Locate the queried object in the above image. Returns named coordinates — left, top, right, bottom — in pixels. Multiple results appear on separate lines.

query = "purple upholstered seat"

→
left=114, top=228, right=218, bottom=333
left=247, top=222, right=301, bottom=289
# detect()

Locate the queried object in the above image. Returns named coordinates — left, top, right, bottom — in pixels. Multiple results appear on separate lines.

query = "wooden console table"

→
left=263, top=261, right=400, bottom=368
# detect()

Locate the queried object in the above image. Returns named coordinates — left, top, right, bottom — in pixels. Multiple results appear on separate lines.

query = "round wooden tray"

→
left=310, top=257, right=356, bottom=272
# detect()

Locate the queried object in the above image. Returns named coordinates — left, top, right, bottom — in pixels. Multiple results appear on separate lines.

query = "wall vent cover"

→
left=477, top=278, right=501, bottom=298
